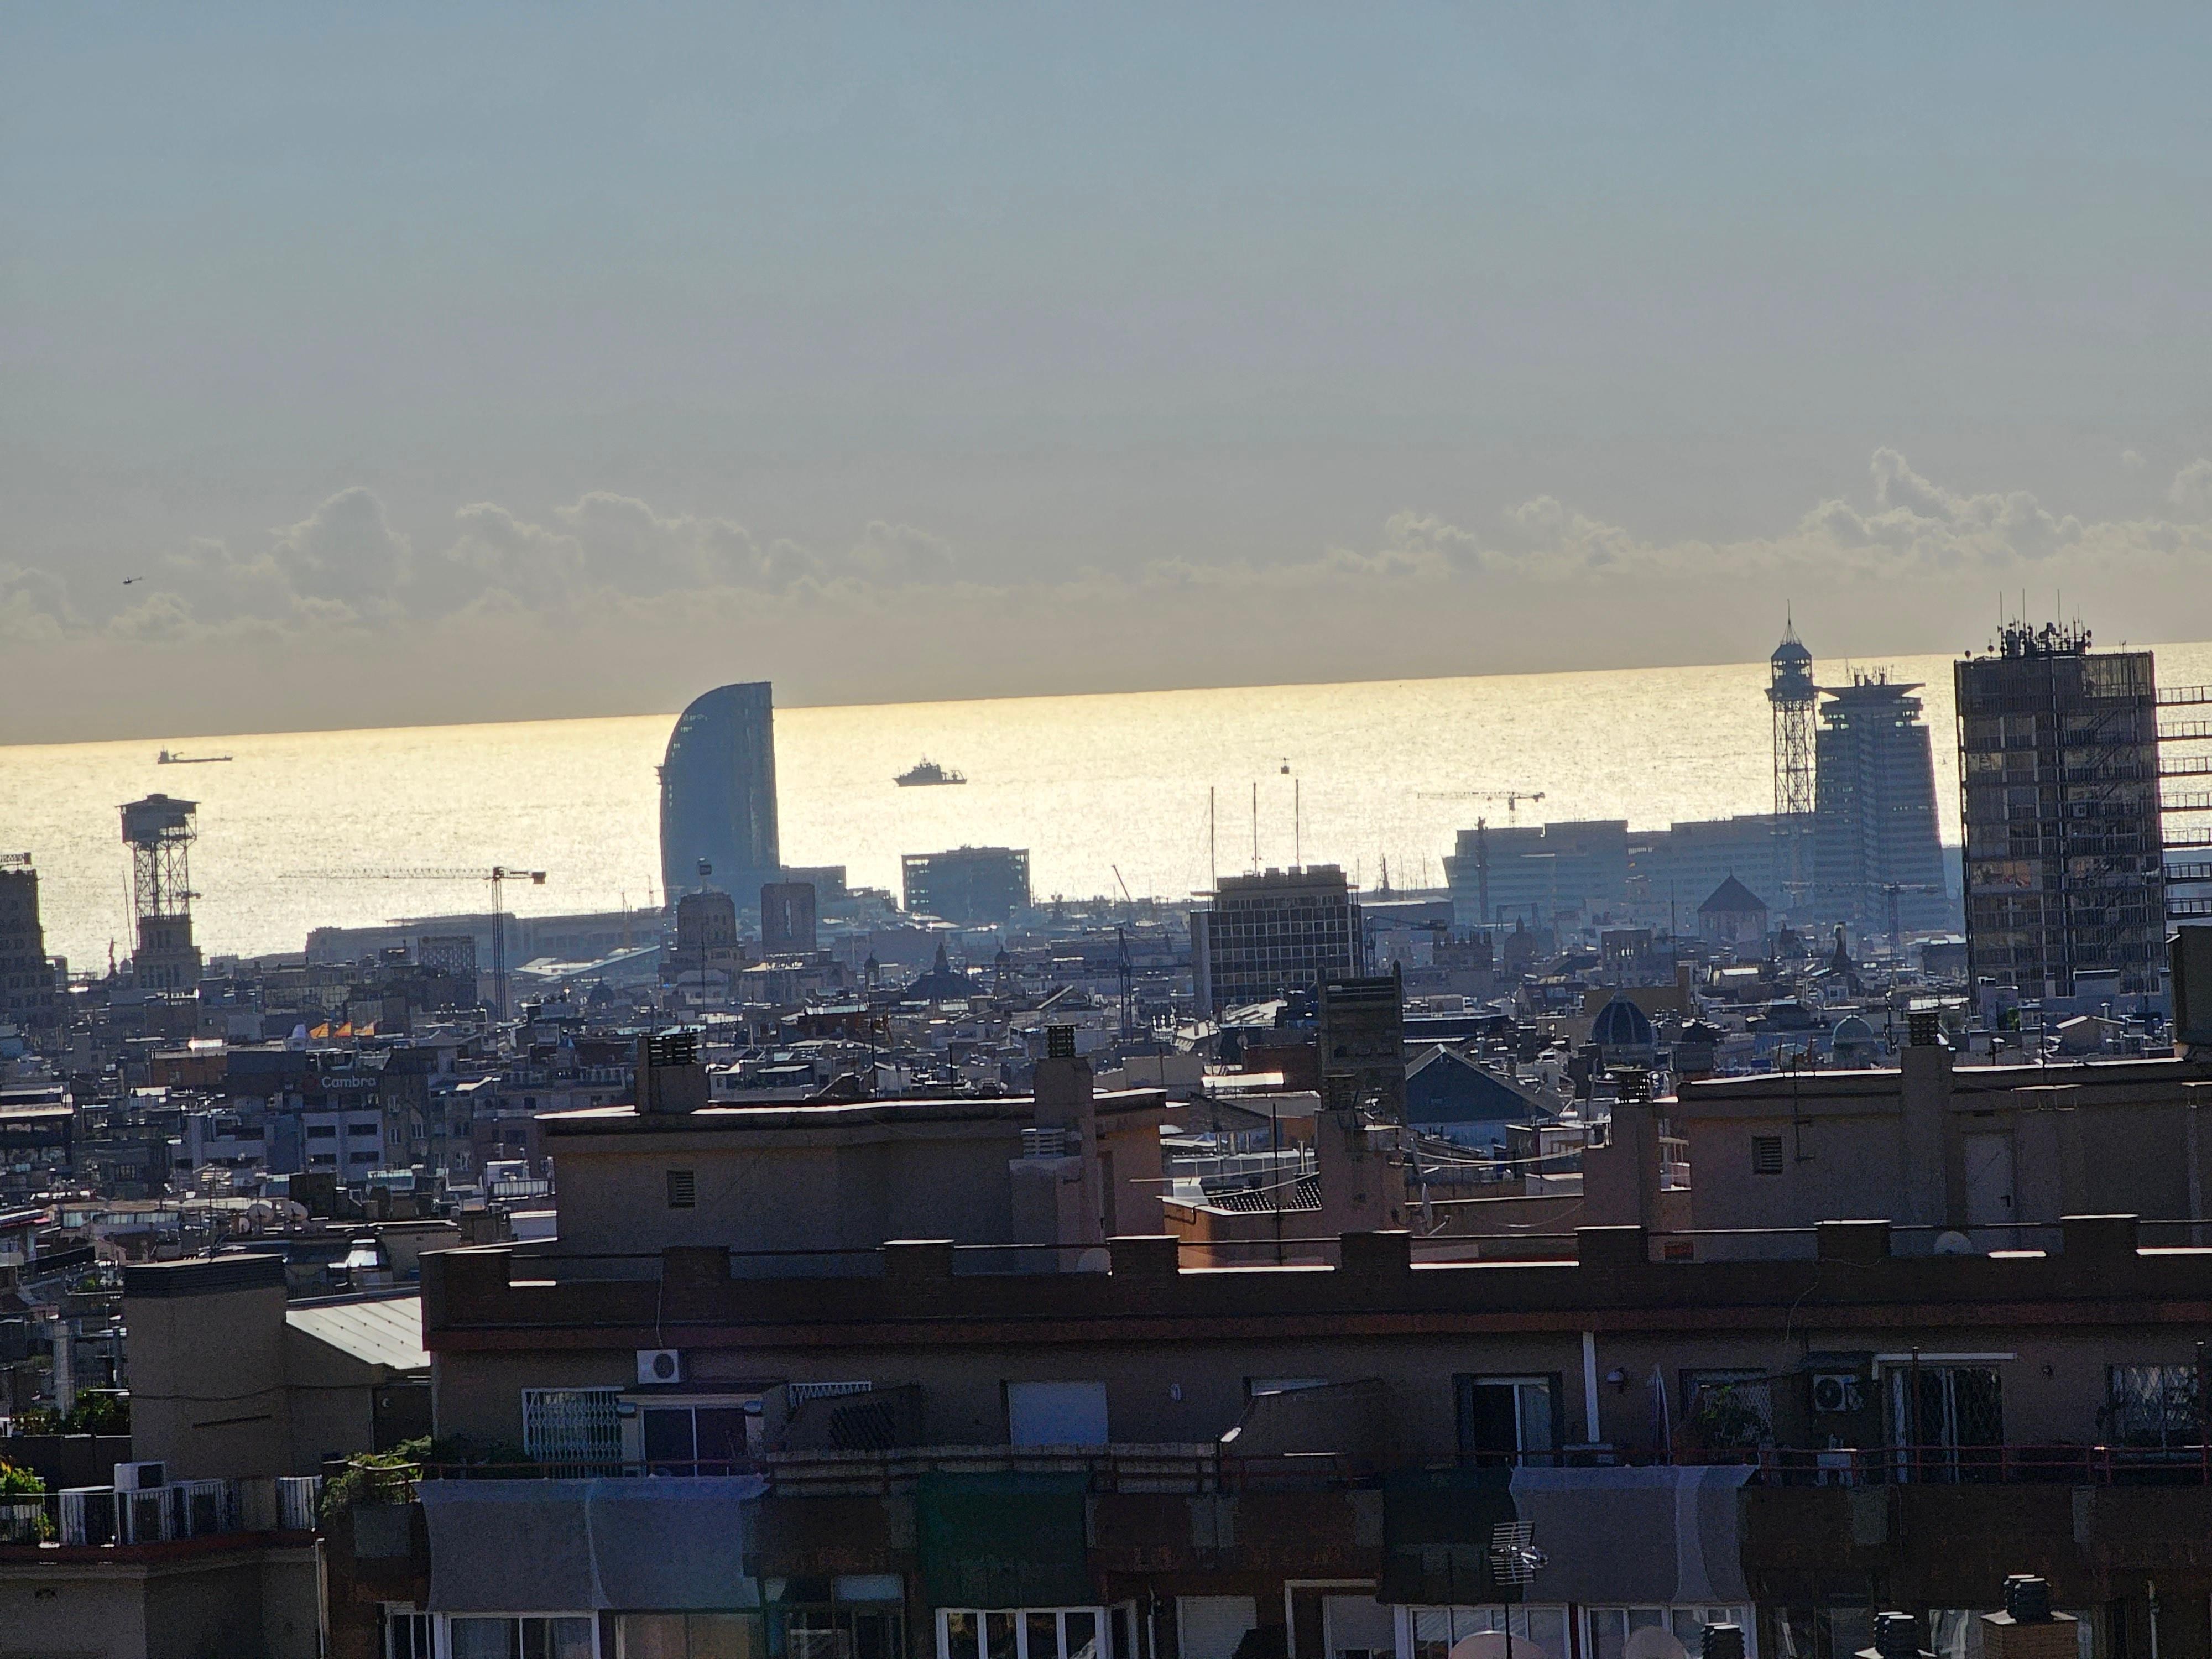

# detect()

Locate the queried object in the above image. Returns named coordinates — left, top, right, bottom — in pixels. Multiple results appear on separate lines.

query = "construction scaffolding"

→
left=1954, top=622, right=2166, bottom=997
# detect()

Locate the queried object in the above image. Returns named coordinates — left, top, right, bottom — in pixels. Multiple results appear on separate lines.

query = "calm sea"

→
left=9, top=645, right=2211, bottom=967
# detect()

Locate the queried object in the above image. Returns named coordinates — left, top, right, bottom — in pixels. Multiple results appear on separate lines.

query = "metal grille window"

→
left=521, top=1387, right=622, bottom=1472
left=1681, top=1370, right=1774, bottom=1450
left=1751, top=1135, right=1785, bottom=1175
left=2105, top=1364, right=2199, bottom=1448
left=667, top=1168, right=697, bottom=1208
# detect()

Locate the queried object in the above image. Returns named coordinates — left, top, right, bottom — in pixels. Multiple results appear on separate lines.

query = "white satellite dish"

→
left=1622, top=1630, right=1689, bottom=1659
left=1933, top=1230, right=1974, bottom=1255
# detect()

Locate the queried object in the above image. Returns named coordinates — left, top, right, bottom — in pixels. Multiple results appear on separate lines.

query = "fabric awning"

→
left=421, top=1477, right=766, bottom=1613
left=1507, top=1467, right=1754, bottom=1604
left=917, top=1471, right=1092, bottom=1609
left=1379, top=1468, right=1518, bottom=1605
left=1380, top=1466, right=1751, bottom=1605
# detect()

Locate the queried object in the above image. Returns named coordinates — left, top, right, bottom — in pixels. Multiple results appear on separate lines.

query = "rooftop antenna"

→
left=1208, top=786, right=1217, bottom=888
left=1294, top=776, right=1302, bottom=870
left=1251, top=781, right=1259, bottom=873
left=1488, top=1522, right=1547, bottom=1657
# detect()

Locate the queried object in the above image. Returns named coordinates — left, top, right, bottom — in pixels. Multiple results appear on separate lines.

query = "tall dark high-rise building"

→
left=658, top=682, right=780, bottom=910
left=1812, top=674, right=1950, bottom=941
left=0, top=854, right=58, bottom=1039
left=1955, top=623, right=2166, bottom=995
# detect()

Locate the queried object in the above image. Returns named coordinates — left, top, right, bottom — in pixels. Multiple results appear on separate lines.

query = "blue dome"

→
left=1591, top=994, right=1656, bottom=1050
left=1833, top=1014, right=1876, bottom=1043
left=1772, top=636, right=1812, bottom=667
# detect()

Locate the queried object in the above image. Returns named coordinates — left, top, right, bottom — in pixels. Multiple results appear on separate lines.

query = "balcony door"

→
left=1885, top=1363, right=2002, bottom=1481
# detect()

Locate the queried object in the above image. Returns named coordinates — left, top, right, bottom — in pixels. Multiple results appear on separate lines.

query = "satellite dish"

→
left=1934, top=1230, right=1974, bottom=1255
left=1622, top=1632, right=1688, bottom=1659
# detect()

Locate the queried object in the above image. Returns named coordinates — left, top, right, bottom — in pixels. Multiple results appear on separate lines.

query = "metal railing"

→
left=345, top=1439, right=2212, bottom=1499
left=1, top=1476, right=322, bottom=1550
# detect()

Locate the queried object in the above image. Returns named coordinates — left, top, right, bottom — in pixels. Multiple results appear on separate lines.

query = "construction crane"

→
left=283, top=866, right=547, bottom=1021
left=1410, top=793, right=1544, bottom=927
left=1876, top=881, right=1944, bottom=953
left=1416, top=787, right=1547, bottom=820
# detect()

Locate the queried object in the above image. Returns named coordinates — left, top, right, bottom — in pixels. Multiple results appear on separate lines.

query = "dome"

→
left=1771, top=635, right=1812, bottom=667
left=1590, top=994, right=1656, bottom=1050
left=1832, top=1014, right=1876, bottom=1043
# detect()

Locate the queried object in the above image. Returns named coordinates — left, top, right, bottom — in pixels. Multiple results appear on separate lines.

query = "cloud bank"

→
left=6, top=447, right=2211, bottom=740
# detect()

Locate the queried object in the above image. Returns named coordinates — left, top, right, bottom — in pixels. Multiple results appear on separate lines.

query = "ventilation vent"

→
left=1752, top=1135, right=1785, bottom=1176
left=666, top=1169, right=696, bottom=1208
left=1021, top=1126, right=1071, bottom=1159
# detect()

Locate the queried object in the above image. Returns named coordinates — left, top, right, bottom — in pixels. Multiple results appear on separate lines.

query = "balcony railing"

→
left=341, top=1439, right=2212, bottom=1498
left=0, top=1476, right=321, bottom=1550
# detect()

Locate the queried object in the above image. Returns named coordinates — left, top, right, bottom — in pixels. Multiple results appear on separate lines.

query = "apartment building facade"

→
left=350, top=1215, right=2212, bottom=1659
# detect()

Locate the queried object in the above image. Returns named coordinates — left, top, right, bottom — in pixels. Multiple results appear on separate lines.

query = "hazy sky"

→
left=7, top=4, right=2212, bottom=742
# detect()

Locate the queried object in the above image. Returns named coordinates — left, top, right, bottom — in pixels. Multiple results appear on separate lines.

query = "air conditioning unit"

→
left=112, top=1460, right=166, bottom=1493
left=1810, top=1372, right=1865, bottom=1415
left=637, top=1349, right=685, bottom=1387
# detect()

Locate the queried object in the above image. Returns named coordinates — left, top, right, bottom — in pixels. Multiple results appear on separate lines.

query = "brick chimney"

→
left=1980, top=1577, right=2078, bottom=1659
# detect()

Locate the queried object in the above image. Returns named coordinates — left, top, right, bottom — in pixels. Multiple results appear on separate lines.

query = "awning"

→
left=421, top=1477, right=766, bottom=1613
left=1380, top=1467, right=1751, bottom=1605
left=1380, top=1468, right=1518, bottom=1605
left=1507, top=1467, right=1752, bottom=1603
left=917, top=1472, right=1092, bottom=1609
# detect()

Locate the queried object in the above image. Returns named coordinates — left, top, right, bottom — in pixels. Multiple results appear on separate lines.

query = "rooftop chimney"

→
left=1700, top=1627, right=1746, bottom=1659
left=635, top=1029, right=708, bottom=1114
left=1857, top=1612, right=1932, bottom=1659
left=1981, top=1577, right=2077, bottom=1659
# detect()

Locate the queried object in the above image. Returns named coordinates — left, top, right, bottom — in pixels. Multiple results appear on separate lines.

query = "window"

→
left=617, top=1613, right=764, bottom=1659
left=1884, top=1364, right=2003, bottom=1481
left=383, top=1607, right=434, bottom=1659
left=1407, top=1607, right=1571, bottom=1659
left=1173, top=1598, right=1254, bottom=1659
left=1454, top=1374, right=1558, bottom=1464
left=642, top=1402, right=753, bottom=1474
left=1681, top=1370, right=1773, bottom=1451
left=773, top=1592, right=907, bottom=1659
left=447, top=1615, right=596, bottom=1659
left=1323, top=1596, right=1392, bottom=1659
left=941, top=1609, right=1108, bottom=1659
left=1752, top=1135, right=1785, bottom=1175
left=521, top=1387, right=622, bottom=1472
left=1006, top=1381, right=1109, bottom=1448
left=1583, top=1606, right=1751, bottom=1659
left=2105, top=1364, right=2198, bottom=1449
left=668, top=1169, right=697, bottom=1208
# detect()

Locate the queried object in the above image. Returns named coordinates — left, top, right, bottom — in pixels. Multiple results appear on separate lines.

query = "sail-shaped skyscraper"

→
left=659, top=682, right=780, bottom=911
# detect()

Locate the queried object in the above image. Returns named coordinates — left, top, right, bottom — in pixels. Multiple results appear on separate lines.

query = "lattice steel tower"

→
left=1767, top=622, right=1818, bottom=907
left=121, top=793, right=203, bottom=993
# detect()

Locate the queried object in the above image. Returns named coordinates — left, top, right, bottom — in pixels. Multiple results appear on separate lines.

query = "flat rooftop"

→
left=540, top=1087, right=1167, bottom=1136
